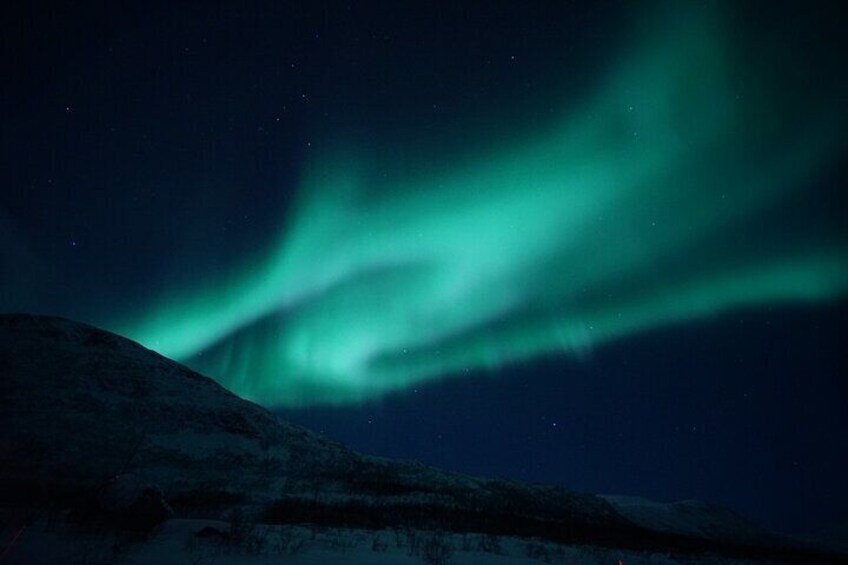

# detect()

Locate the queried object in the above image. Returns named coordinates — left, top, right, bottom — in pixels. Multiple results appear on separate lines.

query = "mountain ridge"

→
left=1, top=313, right=842, bottom=563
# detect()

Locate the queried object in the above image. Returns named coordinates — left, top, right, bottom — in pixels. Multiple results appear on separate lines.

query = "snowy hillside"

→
left=0, top=313, right=358, bottom=506
left=1, top=314, right=843, bottom=564
left=601, top=496, right=770, bottom=546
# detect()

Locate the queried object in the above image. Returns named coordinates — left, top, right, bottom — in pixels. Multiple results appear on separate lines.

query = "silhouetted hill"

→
left=1, top=314, right=843, bottom=563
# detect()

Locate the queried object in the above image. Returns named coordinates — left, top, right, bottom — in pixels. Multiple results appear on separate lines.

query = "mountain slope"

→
left=0, top=313, right=357, bottom=506
left=0, top=314, right=627, bottom=535
left=602, top=496, right=770, bottom=546
left=1, top=314, right=843, bottom=563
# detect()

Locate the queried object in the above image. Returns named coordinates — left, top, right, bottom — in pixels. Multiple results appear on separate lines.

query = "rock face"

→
left=0, top=314, right=843, bottom=563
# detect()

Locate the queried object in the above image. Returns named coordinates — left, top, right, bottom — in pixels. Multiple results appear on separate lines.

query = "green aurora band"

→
left=118, top=5, right=848, bottom=406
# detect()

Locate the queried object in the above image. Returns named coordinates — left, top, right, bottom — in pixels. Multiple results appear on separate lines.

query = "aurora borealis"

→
left=109, top=4, right=848, bottom=406
left=3, top=0, right=847, bottom=535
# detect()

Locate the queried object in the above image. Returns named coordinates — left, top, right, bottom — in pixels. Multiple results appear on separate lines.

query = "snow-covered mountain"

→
left=1, top=314, right=843, bottom=564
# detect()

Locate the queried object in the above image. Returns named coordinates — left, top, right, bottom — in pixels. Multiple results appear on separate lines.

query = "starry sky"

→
left=2, top=0, right=847, bottom=535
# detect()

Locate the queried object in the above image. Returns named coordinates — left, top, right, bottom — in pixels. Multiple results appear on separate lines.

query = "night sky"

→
left=2, top=1, right=847, bottom=535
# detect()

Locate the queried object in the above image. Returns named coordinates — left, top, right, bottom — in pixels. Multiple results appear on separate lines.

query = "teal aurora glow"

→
left=116, top=5, right=848, bottom=406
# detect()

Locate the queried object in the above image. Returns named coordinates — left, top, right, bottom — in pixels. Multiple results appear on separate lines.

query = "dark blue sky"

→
left=282, top=301, right=848, bottom=534
left=2, top=0, right=846, bottom=536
